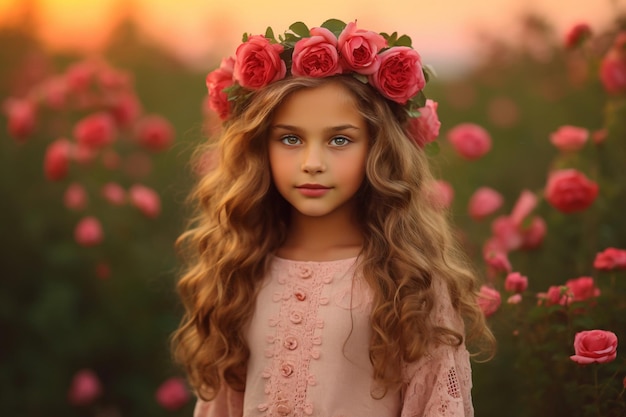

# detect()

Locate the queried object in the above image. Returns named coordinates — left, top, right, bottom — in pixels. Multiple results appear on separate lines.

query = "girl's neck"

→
left=277, top=206, right=364, bottom=262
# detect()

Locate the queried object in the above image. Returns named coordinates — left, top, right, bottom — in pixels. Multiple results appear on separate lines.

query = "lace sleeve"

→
left=400, top=277, right=474, bottom=417
left=400, top=342, right=473, bottom=417
left=193, top=385, right=244, bottom=417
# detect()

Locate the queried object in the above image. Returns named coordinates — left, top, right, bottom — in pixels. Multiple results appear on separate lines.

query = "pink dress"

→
left=194, top=256, right=473, bottom=417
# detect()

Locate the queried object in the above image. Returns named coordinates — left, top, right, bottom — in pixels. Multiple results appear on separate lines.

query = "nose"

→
left=301, top=144, right=326, bottom=174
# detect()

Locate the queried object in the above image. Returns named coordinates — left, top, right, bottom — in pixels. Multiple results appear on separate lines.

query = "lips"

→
left=295, top=183, right=331, bottom=197
left=296, top=183, right=330, bottom=190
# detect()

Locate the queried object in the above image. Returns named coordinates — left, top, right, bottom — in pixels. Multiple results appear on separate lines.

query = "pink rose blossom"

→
left=565, top=276, right=600, bottom=302
left=107, top=91, right=142, bottom=127
left=407, top=99, right=441, bottom=147
left=64, top=183, right=88, bottom=211
left=490, top=216, right=523, bottom=252
left=129, top=184, right=161, bottom=218
left=507, top=294, right=522, bottom=304
left=510, top=189, right=538, bottom=227
left=44, top=138, right=72, bottom=181
left=591, top=128, right=608, bottom=145
left=447, top=123, right=492, bottom=160
left=134, top=115, right=175, bottom=152
left=570, top=330, right=618, bottom=365
left=544, top=169, right=598, bottom=213
left=599, top=32, right=626, bottom=95
left=468, top=187, right=504, bottom=220
left=505, top=272, right=528, bottom=293
left=594, top=247, right=626, bottom=271
left=74, top=216, right=103, bottom=247
left=101, top=182, right=126, bottom=206
left=233, top=35, right=286, bottom=90
left=73, top=112, right=117, bottom=149
left=155, top=377, right=190, bottom=411
left=206, top=56, right=235, bottom=120
left=368, top=46, right=425, bottom=104
left=484, top=250, right=512, bottom=275
left=65, top=60, right=95, bottom=93
left=291, top=27, right=342, bottom=77
left=550, top=125, right=589, bottom=152
left=537, top=285, right=572, bottom=306
left=477, top=285, right=501, bottom=317
left=337, top=21, right=387, bottom=75
left=4, top=98, right=36, bottom=141
left=426, top=179, right=454, bottom=209
left=564, top=23, right=592, bottom=49
left=39, top=76, right=69, bottom=110
left=72, top=142, right=97, bottom=166
left=519, top=216, right=547, bottom=250
left=68, top=369, right=102, bottom=406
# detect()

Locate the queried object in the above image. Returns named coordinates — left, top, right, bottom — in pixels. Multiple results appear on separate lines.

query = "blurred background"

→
left=1, top=0, right=625, bottom=416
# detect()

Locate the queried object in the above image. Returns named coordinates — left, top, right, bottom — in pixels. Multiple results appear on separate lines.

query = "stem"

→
left=594, top=365, right=601, bottom=417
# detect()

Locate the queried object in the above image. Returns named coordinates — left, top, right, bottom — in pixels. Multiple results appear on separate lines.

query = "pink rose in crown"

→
left=468, top=187, right=503, bottom=221
left=446, top=123, right=492, bottom=160
left=233, top=35, right=286, bottom=90
left=134, top=115, right=175, bottom=152
left=549, top=125, right=589, bottom=152
left=477, top=285, right=501, bottom=317
left=206, top=57, right=235, bottom=120
left=594, top=247, right=626, bottom=271
left=570, top=330, right=618, bottom=365
left=74, top=216, right=103, bottom=247
left=292, top=27, right=342, bottom=77
left=44, top=138, right=72, bottom=181
left=368, top=46, right=425, bottom=104
left=155, top=377, right=190, bottom=411
left=73, top=112, right=117, bottom=150
left=129, top=184, right=161, bottom=218
left=338, top=21, right=387, bottom=75
left=407, top=99, right=441, bottom=147
left=544, top=169, right=598, bottom=213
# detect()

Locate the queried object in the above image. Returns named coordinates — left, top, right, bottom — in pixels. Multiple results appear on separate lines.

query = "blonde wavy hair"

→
left=172, top=75, right=495, bottom=400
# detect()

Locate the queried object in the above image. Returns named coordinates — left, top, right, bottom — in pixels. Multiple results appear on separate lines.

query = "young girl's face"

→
left=268, top=81, right=369, bottom=219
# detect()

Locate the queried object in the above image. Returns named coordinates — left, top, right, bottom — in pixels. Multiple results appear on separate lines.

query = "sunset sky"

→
left=0, top=0, right=623, bottom=76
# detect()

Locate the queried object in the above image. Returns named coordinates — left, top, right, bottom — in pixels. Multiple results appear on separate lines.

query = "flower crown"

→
left=205, top=19, right=434, bottom=124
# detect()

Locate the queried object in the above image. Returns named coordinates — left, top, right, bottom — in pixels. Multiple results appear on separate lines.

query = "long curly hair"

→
left=171, top=75, right=495, bottom=400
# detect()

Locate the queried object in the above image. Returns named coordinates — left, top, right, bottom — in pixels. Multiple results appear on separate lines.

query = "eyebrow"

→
left=272, top=124, right=360, bottom=132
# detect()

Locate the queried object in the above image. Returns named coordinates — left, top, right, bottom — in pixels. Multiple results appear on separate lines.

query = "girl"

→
left=172, top=19, right=494, bottom=417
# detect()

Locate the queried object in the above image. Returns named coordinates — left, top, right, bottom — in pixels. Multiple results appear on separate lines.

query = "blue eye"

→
left=330, top=136, right=350, bottom=146
left=280, top=135, right=301, bottom=145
